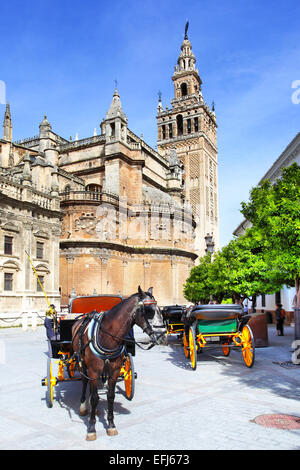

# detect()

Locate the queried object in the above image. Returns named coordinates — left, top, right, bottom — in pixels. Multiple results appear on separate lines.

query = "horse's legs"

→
left=86, top=374, right=99, bottom=441
left=79, top=364, right=88, bottom=416
left=107, top=368, right=119, bottom=436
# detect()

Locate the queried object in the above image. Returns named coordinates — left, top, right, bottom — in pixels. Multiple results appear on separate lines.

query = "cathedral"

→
left=0, top=26, right=219, bottom=319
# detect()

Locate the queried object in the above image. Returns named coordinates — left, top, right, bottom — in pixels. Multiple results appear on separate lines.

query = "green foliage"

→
left=183, top=253, right=213, bottom=303
left=184, top=163, right=300, bottom=304
left=241, top=163, right=300, bottom=286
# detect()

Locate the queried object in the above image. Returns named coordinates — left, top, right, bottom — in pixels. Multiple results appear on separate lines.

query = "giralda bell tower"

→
left=157, top=23, right=219, bottom=258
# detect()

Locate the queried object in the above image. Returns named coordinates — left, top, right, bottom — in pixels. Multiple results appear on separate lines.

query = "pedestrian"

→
left=44, top=304, right=60, bottom=357
left=275, top=303, right=286, bottom=336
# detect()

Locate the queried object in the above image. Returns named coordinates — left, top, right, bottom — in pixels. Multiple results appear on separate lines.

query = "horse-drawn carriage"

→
left=161, top=304, right=186, bottom=339
left=41, top=294, right=136, bottom=409
left=42, top=287, right=165, bottom=440
left=182, top=304, right=255, bottom=370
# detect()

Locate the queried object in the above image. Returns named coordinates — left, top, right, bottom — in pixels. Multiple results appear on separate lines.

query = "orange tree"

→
left=184, top=227, right=285, bottom=305
left=241, top=163, right=300, bottom=338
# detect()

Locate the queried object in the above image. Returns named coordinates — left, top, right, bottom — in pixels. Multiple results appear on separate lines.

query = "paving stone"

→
left=0, top=324, right=299, bottom=450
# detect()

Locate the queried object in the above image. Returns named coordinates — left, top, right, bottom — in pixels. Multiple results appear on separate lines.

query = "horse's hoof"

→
left=107, top=427, right=118, bottom=436
left=86, top=432, right=97, bottom=441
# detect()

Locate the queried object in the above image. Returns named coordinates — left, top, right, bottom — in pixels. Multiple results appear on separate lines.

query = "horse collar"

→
left=87, top=312, right=125, bottom=361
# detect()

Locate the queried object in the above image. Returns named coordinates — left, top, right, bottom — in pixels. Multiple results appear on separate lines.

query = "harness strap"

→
left=87, top=312, right=126, bottom=360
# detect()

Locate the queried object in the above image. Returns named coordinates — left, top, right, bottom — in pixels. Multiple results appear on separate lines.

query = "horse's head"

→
left=135, top=286, right=167, bottom=345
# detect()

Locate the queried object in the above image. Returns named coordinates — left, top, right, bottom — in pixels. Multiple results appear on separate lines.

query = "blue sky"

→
left=1, top=0, right=299, bottom=247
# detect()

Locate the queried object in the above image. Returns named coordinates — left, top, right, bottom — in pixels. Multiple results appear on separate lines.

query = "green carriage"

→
left=183, top=304, right=255, bottom=370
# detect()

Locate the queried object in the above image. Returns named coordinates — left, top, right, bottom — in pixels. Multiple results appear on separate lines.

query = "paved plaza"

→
left=0, top=323, right=299, bottom=450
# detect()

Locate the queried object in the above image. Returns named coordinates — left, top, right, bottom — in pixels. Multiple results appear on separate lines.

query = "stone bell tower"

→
left=157, top=23, right=219, bottom=257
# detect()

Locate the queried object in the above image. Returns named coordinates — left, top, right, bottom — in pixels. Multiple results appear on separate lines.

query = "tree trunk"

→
left=252, top=294, right=257, bottom=313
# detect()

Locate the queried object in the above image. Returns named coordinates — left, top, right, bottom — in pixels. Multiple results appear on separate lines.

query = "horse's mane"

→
left=106, top=292, right=138, bottom=317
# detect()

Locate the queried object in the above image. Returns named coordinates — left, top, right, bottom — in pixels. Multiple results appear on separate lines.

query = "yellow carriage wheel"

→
left=183, top=331, right=190, bottom=358
left=46, top=357, right=56, bottom=408
left=124, top=353, right=135, bottom=401
left=189, top=327, right=197, bottom=370
left=67, top=357, right=76, bottom=379
left=241, top=325, right=255, bottom=368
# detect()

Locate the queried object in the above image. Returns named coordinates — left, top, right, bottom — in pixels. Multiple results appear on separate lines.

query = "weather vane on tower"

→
left=184, top=20, right=189, bottom=40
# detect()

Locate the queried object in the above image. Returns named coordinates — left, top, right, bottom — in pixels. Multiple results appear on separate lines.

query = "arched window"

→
left=177, top=115, right=183, bottom=136
left=86, top=184, right=101, bottom=192
left=194, top=117, right=199, bottom=132
left=110, top=123, right=115, bottom=137
left=187, top=119, right=191, bottom=134
left=181, top=83, right=187, bottom=97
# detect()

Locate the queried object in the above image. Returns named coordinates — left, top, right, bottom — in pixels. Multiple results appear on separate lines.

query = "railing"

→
left=127, top=129, right=168, bottom=165
left=59, top=134, right=105, bottom=152
left=0, top=171, right=57, bottom=210
left=60, top=190, right=119, bottom=204
left=0, top=177, right=23, bottom=201
left=31, top=189, right=53, bottom=210
left=59, top=190, right=193, bottom=219
left=14, top=136, right=40, bottom=148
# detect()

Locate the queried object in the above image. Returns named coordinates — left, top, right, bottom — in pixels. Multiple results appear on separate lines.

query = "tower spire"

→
left=3, top=103, right=12, bottom=141
left=172, top=24, right=202, bottom=98
left=103, top=88, right=128, bottom=143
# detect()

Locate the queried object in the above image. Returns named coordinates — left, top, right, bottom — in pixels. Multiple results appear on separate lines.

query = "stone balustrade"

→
left=59, top=134, right=105, bottom=152
left=0, top=171, right=58, bottom=211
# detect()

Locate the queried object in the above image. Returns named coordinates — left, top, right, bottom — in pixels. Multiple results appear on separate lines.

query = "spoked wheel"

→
left=46, top=357, right=56, bottom=408
left=67, top=357, right=76, bottom=379
left=241, top=325, right=255, bottom=368
left=183, top=331, right=190, bottom=358
left=189, top=327, right=197, bottom=370
left=222, top=341, right=231, bottom=357
left=123, top=353, right=135, bottom=400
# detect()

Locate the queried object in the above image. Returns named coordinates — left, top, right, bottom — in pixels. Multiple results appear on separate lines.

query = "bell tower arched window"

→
left=177, top=115, right=183, bottom=136
left=181, top=83, right=187, bottom=97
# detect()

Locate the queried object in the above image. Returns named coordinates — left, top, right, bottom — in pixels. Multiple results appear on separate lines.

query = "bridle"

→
left=134, top=295, right=157, bottom=336
left=136, top=295, right=166, bottom=343
left=88, top=294, right=161, bottom=356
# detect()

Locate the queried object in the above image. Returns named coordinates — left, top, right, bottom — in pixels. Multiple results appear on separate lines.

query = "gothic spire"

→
left=106, top=88, right=127, bottom=122
left=3, top=103, right=12, bottom=141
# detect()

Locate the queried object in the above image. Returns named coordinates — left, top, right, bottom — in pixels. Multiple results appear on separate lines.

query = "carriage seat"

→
left=189, top=304, right=243, bottom=321
left=162, top=305, right=186, bottom=321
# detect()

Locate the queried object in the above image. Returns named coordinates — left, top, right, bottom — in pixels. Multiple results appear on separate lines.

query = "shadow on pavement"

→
left=40, top=364, right=131, bottom=435
left=162, top=326, right=300, bottom=402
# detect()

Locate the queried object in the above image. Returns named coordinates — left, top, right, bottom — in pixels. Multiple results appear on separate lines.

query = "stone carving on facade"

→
left=74, top=213, right=97, bottom=235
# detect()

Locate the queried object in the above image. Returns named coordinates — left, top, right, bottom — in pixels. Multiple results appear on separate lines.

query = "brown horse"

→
left=72, top=286, right=165, bottom=441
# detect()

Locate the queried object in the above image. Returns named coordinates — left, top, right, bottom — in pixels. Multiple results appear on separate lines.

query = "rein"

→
left=99, top=323, right=157, bottom=351
left=99, top=298, right=161, bottom=351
